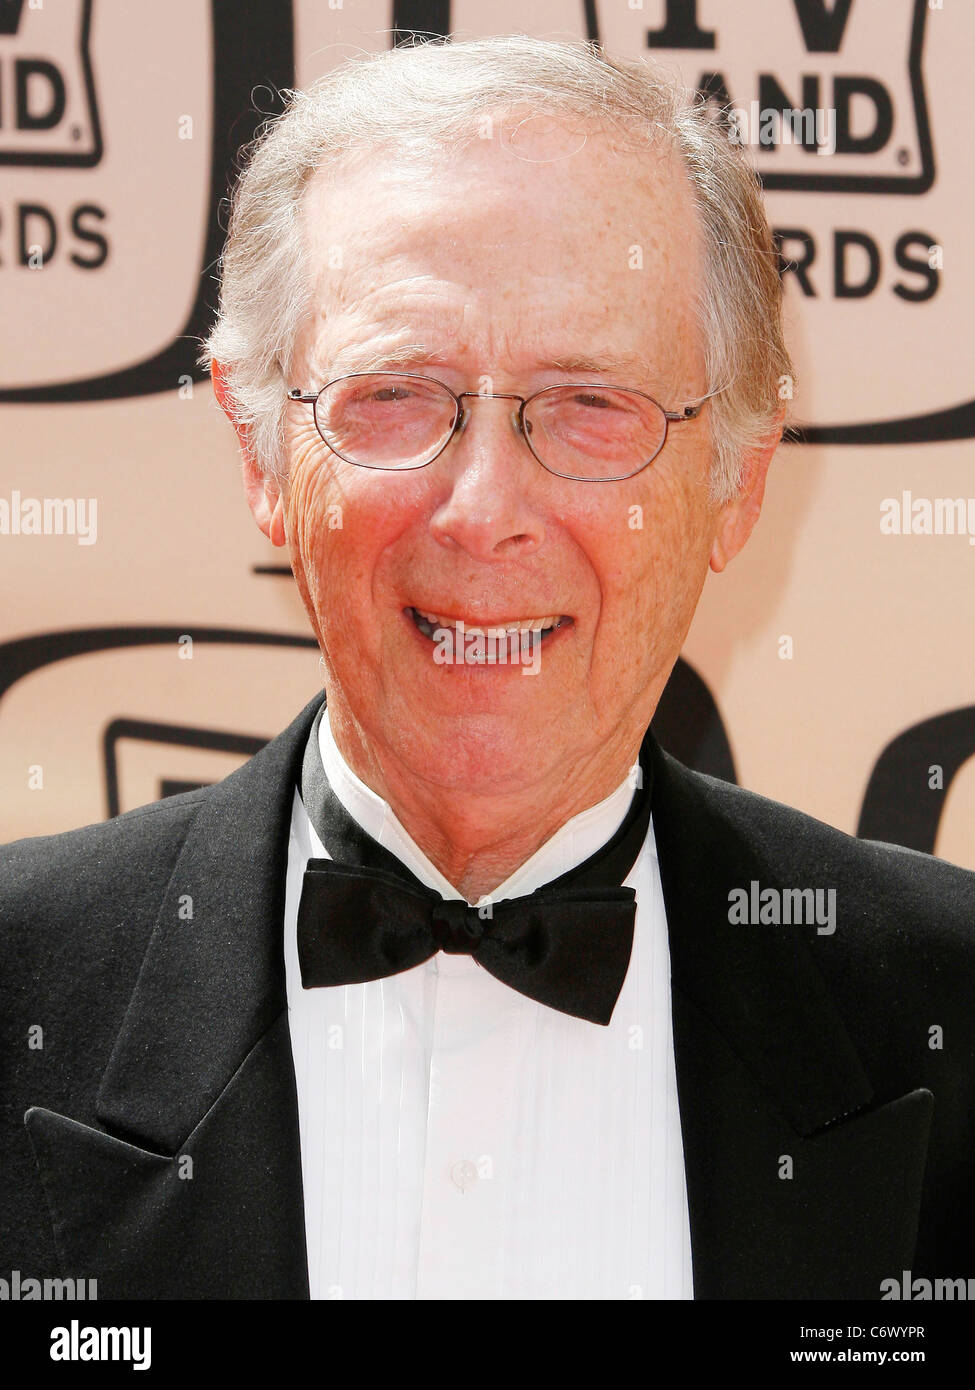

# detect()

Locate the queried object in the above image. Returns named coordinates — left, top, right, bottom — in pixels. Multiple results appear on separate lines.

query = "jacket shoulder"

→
left=687, top=758, right=971, bottom=874
left=2, top=784, right=209, bottom=891
left=0, top=788, right=211, bottom=973
left=662, top=752, right=975, bottom=954
left=0, top=690, right=323, bottom=968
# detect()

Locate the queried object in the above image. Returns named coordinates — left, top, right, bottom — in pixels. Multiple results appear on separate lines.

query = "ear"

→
left=709, top=407, right=785, bottom=573
left=211, top=359, right=287, bottom=548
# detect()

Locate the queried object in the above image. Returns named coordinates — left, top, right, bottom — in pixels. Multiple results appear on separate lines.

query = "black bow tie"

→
left=296, top=709, right=653, bottom=1025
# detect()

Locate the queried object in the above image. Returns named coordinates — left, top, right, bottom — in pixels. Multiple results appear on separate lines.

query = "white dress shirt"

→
left=282, top=712, right=694, bottom=1300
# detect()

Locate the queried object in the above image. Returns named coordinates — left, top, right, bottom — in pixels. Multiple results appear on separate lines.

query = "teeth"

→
left=415, top=608, right=562, bottom=632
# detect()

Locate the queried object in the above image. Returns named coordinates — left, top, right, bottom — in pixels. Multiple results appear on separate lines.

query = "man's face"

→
left=276, top=123, right=748, bottom=798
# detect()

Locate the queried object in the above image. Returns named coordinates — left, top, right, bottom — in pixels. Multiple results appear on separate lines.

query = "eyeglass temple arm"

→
left=664, top=384, right=726, bottom=422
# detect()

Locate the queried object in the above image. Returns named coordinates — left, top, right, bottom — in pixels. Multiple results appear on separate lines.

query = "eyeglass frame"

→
left=285, top=370, right=717, bottom=482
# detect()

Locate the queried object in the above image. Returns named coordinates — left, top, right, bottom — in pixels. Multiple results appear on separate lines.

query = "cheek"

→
left=591, top=474, right=715, bottom=663
left=285, top=457, right=344, bottom=605
left=283, top=442, right=426, bottom=638
left=287, top=480, right=378, bottom=677
left=601, top=473, right=707, bottom=590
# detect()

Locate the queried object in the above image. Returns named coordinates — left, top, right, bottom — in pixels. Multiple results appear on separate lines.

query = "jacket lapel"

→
left=26, top=693, right=327, bottom=1299
left=651, top=735, right=933, bottom=1298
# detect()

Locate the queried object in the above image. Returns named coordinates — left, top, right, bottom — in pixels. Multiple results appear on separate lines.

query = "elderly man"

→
left=2, top=36, right=973, bottom=1303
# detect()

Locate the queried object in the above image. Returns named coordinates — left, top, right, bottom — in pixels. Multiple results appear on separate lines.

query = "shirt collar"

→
left=315, top=708, right=643, bottom=904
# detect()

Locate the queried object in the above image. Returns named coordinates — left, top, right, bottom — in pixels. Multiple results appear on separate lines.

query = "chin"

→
left=393, top=712, right=564, bottom=797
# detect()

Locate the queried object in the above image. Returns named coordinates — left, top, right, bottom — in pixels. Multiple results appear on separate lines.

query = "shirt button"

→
left=449, top=1159, right=479, bottom=1192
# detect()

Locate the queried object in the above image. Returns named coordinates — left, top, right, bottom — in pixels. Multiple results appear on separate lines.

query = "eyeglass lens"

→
left=313, top=373, right=668, bottom=479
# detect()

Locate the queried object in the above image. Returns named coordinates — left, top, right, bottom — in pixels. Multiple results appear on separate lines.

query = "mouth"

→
left=405, top=605, right=574, bottom=649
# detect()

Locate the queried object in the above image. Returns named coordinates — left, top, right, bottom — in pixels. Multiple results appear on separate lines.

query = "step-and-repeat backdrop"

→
left=1, top=0, right=973, bottom=869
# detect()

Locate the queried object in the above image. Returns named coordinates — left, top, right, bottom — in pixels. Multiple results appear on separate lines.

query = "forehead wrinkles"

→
left=299, top=139, right=703, bottom=377
left=308, top=281, right=659, bottom=380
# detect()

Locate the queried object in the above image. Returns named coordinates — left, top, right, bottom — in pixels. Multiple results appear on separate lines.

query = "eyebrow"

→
left=319, top=345, right=442, bottom=377
left=546, top=352, right=650, bottom=379
left=316, top=346, right=652, bottom=382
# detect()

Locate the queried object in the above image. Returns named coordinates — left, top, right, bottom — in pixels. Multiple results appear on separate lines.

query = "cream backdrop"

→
left=1, top=0, right=973, bottom=871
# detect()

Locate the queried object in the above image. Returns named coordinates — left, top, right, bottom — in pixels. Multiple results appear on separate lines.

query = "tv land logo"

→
left=643, top=0, right=942, bottom=318
left=0, top=0, right=970, bottom=446
left=0, top=0, right=106, bottom=281
left=635, top=0, right=975, bottom=445
left=0, top=0, right=293, bottom=405
left=0, top=0, right=101, bottom=167
left=646, top=0, right=932, bottom=193
left=0, top=0, right=930, bottom=187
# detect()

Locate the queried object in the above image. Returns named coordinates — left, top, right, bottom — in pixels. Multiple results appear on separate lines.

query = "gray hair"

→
left=200, top=34, right=792, bottom=501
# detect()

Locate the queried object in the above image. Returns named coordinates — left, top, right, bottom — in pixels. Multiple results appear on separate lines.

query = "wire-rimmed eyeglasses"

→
left=286, top=371, right=716, bottom=482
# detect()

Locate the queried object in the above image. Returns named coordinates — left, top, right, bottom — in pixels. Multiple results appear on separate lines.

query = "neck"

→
left=325, top=705, right=645, bottom=901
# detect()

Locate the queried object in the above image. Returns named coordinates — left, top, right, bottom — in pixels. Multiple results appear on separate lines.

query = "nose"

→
left=429, top=395, right=547, bottom=562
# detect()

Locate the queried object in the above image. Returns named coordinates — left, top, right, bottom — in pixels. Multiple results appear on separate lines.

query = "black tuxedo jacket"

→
left=2, top=693, right=974, bottom=1299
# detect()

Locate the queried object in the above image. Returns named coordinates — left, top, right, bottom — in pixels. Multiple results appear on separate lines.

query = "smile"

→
left=406, top=606, right=573, bottom=643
